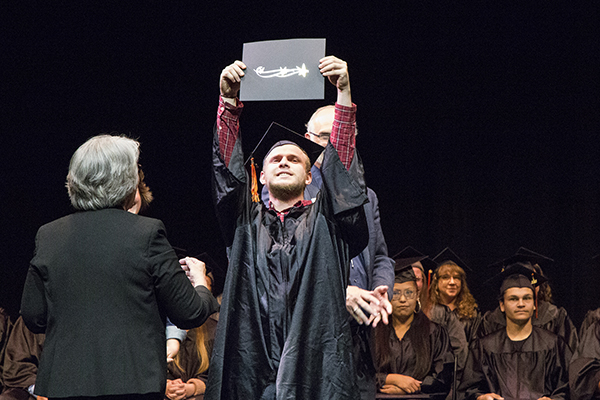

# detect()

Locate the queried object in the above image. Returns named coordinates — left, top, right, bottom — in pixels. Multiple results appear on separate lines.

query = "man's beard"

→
left=269, top=180, right=305, bottom=202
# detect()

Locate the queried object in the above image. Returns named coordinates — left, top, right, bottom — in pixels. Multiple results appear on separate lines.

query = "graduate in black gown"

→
left=374, top=262, right=454, bottom=396
left=479, top=248, right=578, bottom=353
left=459, top=263, right=572, bottom=400
left=569, top=320, right=600, bottom=400
left=429, top=247, right=482, bottom=344
left=207, top=58, right=377, bottom=400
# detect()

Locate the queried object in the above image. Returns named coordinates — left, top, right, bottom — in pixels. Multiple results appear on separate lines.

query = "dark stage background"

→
left=2, top=3, right=599, bottom=327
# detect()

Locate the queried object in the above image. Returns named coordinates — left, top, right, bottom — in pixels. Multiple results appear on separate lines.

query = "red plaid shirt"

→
left=269, top=199, right=313, bottom=222
left=216, top=96, right=357, bottom=169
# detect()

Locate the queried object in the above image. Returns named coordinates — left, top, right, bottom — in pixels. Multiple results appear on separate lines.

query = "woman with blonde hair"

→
left=427, top=248, right=481, bottom=343
left=165, top=255, right=220, bottom=400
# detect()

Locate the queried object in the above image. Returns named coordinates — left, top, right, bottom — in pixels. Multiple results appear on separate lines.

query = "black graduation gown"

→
left=569, top=321, right=600, bottom=400
left=375, top=312, right=454, bottom=394
left=479, top=301, right=579, bottom=352
left=460, top=326, right=572, bottom=400
left=457, top=308, right=482, bottom=344
left=207, top=127, right=368, bottom=400
left=428, top=304, right=468, bottom=375
left=580, top=309, right=600, bottom=339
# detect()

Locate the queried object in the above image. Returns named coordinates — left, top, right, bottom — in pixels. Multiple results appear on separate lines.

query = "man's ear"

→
left=499, top=299, right=505, bottom=313
left=259, top=170, right=266, bottom=185
left=305, top=170, right=312, bottom=186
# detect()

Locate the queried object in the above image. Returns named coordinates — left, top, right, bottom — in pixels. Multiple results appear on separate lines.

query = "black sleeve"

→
left=367, top=189, right=395, bottom=299
left=320, top=144, right=368, bottom=258
left=570, top=322, right=600, bottom=400
left=21, top=230, right=48, bottom=334
left=150, top=221, right=219, bottom=329
left=211, top=123, right=248, bottom=247
left=458, top=339, right=492, bottom=400
left=547, top=335, right=572, bottom=400
left=421, top=324, right=454, bottom=395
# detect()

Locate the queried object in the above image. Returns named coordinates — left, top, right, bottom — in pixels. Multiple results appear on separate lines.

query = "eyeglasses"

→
left=307, top=131, right=330, bottom=140
left=439, top=274, right=461, bottom=281
left=392, top=289, right=417, bottom=300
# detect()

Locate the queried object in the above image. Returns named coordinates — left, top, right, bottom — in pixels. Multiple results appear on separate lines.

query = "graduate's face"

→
left=437, top=265, right=462, bottom=302
left=260, top=144, right=312, bottom=201
left=500, top=287, right=535, bottom=324
left=411, top=264, right=424, bottom=293
left=392, top=281, right=418, bottom=318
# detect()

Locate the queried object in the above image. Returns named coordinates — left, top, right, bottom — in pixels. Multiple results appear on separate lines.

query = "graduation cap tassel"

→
left=532, top=272, right=538, bottom=319
left=250, top=157, right=260, bottom=203
left=428, top=269, right=432, bottom=291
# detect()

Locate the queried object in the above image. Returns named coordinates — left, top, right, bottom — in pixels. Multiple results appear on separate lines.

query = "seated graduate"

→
left=428, top=247, right=481, bottom=344
left=478, top=248, right=579, bottom=352
left=374, top=261, right=453, bottom=396
left=0, top=307, right=11, bottom=394
left=581, top=309, right=600, bottom=340
left=569, top=319, right=600, bottom=400
left=0, top=315, right=46, bottom=400
left=580, top=255, right=600, bottom=339
left=165, top=254, right=221, bottom=400
left=422, top=248, right=478, bottom=380
left=459, top=262, right=572, bottom=400
left=392, top=247, right=437, bottom=310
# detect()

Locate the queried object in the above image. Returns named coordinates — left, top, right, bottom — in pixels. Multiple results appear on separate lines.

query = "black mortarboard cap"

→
left=392, top=246, right=438, bottom=273
left=172, top=246, right=189, bottom=260
left=245, top=122, right=324, bottom=168
left=395, top=263, right=417, bottom=284
left=488, top=247, right=554, bottom=272
left=486, top=261, right=547, bottom=296
left=514, top=247, right=554, bottom=267
left=195, top=252, right=226, bottom=296
left=433, top=247, right=472, bottom=272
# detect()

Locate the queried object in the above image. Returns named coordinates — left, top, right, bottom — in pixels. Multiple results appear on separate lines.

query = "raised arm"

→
left=216, top=61, right=246, bottom=168
left=320, top=56, right=357, bottom=170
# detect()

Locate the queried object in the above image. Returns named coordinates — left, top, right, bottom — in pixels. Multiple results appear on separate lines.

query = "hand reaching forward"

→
left=346, top=285, right=391, bottom=327
left=179, top=257, right=208, bottom=288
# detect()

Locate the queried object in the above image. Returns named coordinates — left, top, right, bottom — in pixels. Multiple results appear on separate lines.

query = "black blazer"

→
left=21, top=208, right=219, bottom=398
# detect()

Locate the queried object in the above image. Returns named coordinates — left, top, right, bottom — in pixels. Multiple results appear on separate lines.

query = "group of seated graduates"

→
left=376, top=246, right=600, bottom=400
left=3, top=239, right=600, bottom=400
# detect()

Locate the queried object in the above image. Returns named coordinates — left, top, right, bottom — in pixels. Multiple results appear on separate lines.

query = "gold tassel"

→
left=427, top=269, right=432, bottom=290
left=250, top=157, right=260, bottom=203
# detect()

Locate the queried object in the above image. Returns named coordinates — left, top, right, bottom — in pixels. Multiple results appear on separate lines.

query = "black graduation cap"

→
left=488, top=247, right=554, bottom=272
left=195, top=252, right=226, bottom=297
left=245, top=121, right=324, bottom=168
left=432, top=247, right=472, bottom=272
left=395, top=263, right=417, bottom=284
left=172, top=246, right=189, bottom=260
left=392, top=246, right=438, bottom=273
left=486, top=261, right=548, bottom=296
left=515, top=247, right=554, bottom=267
